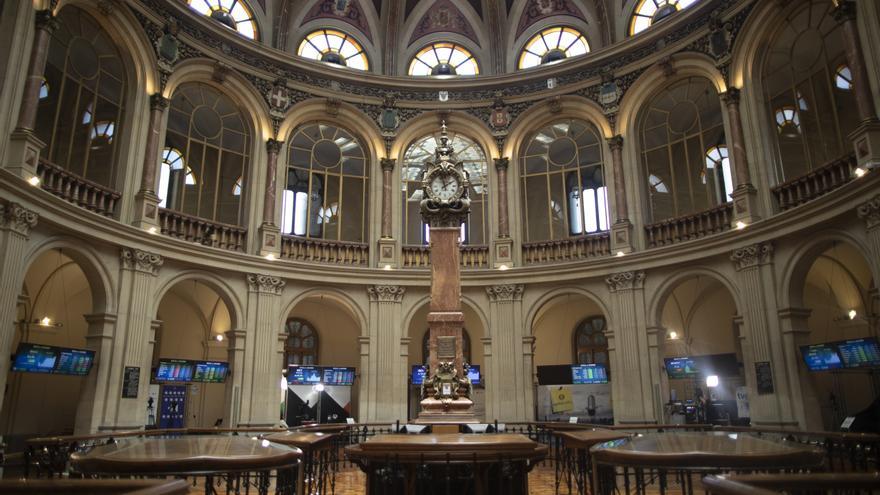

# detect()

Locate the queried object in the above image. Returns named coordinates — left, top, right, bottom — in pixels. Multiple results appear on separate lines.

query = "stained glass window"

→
left=186, top=0, right=258, bottom=39
left=408, top=42, right=479, bottom=76
left=518, top=27, right=590, bottom=69
left=297, top=29, right=369, bottom=71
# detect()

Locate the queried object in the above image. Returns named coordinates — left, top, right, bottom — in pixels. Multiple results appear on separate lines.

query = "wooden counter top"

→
left=556, top=429, right=631, bottom=449
left=345, top=433, right=548, bottom=463
left=265, top=431, right=337, bottom=450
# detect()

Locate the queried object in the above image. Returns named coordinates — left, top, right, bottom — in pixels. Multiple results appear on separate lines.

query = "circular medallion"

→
left=314, top=139, right=342, bottom=168
left=192, top=106, right=223, bottom=138
left=69, top=37, right=100, bottom=79
left=668, top=101, right=699, bottom=134
left=548, top=137, right=577, bottom=166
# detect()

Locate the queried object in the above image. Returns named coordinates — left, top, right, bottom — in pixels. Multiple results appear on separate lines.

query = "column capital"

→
left=367, top=284, right=405, bottom=302
left=730, top=241, right=773, bottom=271
left=0, top=200, right=38, bottom=237
left=607, top=134, right=624, bottom=151
left=34, top=9, right=58, bottom=33
left=149, top=93, right=169, bottom=111
left=485, top=284, right=523, bottom=302
left=266, top=138, right=283, bottom=154
left=832, top=0, right=857, bottom=22
left=246, top=273, right=285, bottom=294
left=857, top=194, right=880, bottom=230
left=380, top=157, right=396, bottom=172
left=120, top=248, right=163, bottom=275
left=605, top=271, right=645, bottom=292
left=493, top=157, right=510, bottom=171
left=721, top=87, right=741, bottom=106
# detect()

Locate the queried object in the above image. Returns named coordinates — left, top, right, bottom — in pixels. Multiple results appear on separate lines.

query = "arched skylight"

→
left=187, top=0, right=258, bottom=39
left=408, top=42, right=479, bottom=77
left=518, top=27, right=590, bottom=69
left=297, top=29, right=369, bottom=71
left=629, top=0, right=700, bottom=36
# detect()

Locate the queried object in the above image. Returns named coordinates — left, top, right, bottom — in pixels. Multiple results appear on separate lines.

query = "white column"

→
left=485, top=285, right=530, bottom=421
left=365, top=285, right=406, bottom=422
left=224, top=328, right=247, bottom=426
left=777, top=307, right=823, bottom=430
left=0, top=201, right=37, bottom=417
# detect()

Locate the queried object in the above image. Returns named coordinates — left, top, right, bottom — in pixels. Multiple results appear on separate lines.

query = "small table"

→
left=70, top=436, right=303, bottom=495
left=554, top=429, right=630, bottom=495
left=590, top=432, right=825, bottom=495
left=346, top=433, right=548, bottom=495
left=265, top=432, right=337, bottom=495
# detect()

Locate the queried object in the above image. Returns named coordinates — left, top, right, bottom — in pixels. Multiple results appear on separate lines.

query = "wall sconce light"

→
left=19, top=317, right=63, bottom=328
left=854, top=167, right=867, bottom=178
left=735, top=221, right=747, bottom=230
left=667, top=330, right=679, bottom=340
left=215, top=334, right=224, bottom=342
left=28, top=176, right=41, bottom=187
left=848, top=309, right=857, bottom=320
left=706, top=375, right=719, bottom=388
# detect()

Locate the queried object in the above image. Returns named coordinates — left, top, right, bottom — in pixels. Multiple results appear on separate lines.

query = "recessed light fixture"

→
left=735, top=221, right=747, bottom=230
left=40, top=316, right=52, bottom=327
left=28, top=176, right=41, bottom=186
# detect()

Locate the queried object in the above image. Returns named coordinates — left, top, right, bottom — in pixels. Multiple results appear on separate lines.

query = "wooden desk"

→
left=555, top=429, right=631, bottom=495
left=345, top=433, right=547, bottom=495
left=265, top=432, right=337, bottom=495
left=0, top=479, right=190, bottom=495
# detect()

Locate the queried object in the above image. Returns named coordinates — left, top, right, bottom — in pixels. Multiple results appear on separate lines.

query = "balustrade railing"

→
left=401, top=245, right=490, bottom=269
left=157, top=209, right=246, bottom=252
left=36, top=159, right=120, bottom=217
left=281, top=236, right=368, bottom=266
left=771, top=154, right=858, bottom=211
left=522, top=233, right=611, bottom=264
left=645, top=203, right=733, bottom=248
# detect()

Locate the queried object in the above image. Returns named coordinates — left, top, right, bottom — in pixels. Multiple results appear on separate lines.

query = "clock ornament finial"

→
left=436, top=120, right=454, bottom=161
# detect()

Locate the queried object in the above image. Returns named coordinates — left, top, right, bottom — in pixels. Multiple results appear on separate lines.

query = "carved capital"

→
left=486, top=284, right=523, bottom=302
left=266, top=138, right=283, bottom=155
left=493, top=157, right=510, bottom=171
left=731, top=242, right=774, bottom=271
left=721, top=87, right=741, bottom=107
left=34, top=10, right=58, bottom=33
left=605, top=271, right=645, bottom=292
left=607, top=135, right=624, bottom=152
left=857, top=194, right=880, bottom=230
left=246, top=273, right=285, bottom=294
left=149, top=93, right=169, bottom=111
left=380, top=157, right=396, bottom=172
left=120, top=248, right=163, bottom=275
left=368, top=285, right=405, bottom=302
left=0, top=201, right=38, bottom=237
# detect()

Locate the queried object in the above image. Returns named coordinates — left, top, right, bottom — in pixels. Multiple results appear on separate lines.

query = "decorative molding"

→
left=485, top=284, right=524, bottom=302
left=857, top=194, right=880, bottom=230
left=607, top=135, right=623, bottom=151
left=605, top=271, right=645, bottom=292
left=149, top=93, right=169, bottom=111
left=380, top=157, right=396, bottom=172
left=721, top=87, right=741, bottom=107
left=266, top=138, right=283, bottom=154
left=730, top=242, right=774, bottom=271
left=246, top=273, right=285, bottom=294
left=493, top=157, right=509, bottom=171
left=0, top=201, right=38, bottom=237
left=367, top=285, right=405, bottom=302
left=120, top=248, right=163, bottom=275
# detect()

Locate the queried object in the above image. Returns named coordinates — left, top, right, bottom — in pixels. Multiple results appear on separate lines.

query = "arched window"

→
left=281, top=123, right=368, bottom=242
left=574, top=316, right=608, bottom=366
left=34, top=7, right=126, bottom=188
left=408, top=42, right=479, bottom=76
left=520, top=119, right=608, bottom=242
left=422, top=329, right=472, bottom=365
left=639, top=77, right=727, bottom=222
left=284, top=318, right=318, bottom=366
left=762, top=0, right=859, bottom=182
left=297, top=29, right=369, bottom=71
left=401, top=132, right=489, bottom=245
left=186, top=0, right=258, bottom=39
left=705, top=145, right=734, bottom=202
left=629, top=0, right=700, bottom=36
left=163, top=82, right=250, bottom=225
left=518, top=27, right=590, bottom=69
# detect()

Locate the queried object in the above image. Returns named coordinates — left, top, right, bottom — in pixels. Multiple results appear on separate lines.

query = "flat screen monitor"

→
left=800, top=344, right=843, bottom=371
left=54, top=347, right=95, bottom=376
left=571, top=364, right=608, bottom=384
left=323, top=367, right=356, bottom=386
left=665, top=357, right=699, bottom=379
left=155, top=359, right=195, bottom=382
left=411, top=365, right=427, bottom=385
left=193, top=361, right=229, bottom=383
left=467, top=365, right=481, bottom=385
left=11, top=343, right=95, bottom=376
left=836, top=338, right=880, bottom=368
left=288, top=365, right=321, bottom=385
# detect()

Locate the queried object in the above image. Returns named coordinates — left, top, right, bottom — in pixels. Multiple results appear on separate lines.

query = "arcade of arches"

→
left=1, top=0, right=880, bottom=455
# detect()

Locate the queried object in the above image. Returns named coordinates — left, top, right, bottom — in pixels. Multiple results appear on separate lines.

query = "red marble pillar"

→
left=380, top=158, right=395, bottom=238
left=721, top=88, right=753, bottom=188
left=263, top=139, right=282, bottom=225
left=16, top=10, right=57, bottom=132
left=138, top=94, right=169, bottom=195
left=494, top=158, right=510, bottom=238
left=607, top=135, right=629, bottom=222
left=426, top=226, right=465, bottom=375
left=834, top=0, right=877, bottom=123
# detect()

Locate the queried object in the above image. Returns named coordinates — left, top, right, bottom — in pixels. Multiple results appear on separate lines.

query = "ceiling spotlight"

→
left=261, top=439, right=270, bottom=447
left=735, top=221, right=747, bottom=230
left=27, top=176, right=41, bottom=187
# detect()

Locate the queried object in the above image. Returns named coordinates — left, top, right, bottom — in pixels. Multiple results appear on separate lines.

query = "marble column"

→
left=74, top=313, right=118, bottom=434
left=378, top=159, right=397, bottom=267
left=259, top=140, right=283, bottom=257
left=7, top=10, right=56, bottom=179
left=605, top=271, right=656, bottom=423
left=492, top=158, right=514, bottom=268
left=607, top=136, right=634, bottom=253
left=0, top=201, right=38, bottom=417
left=365, top=285, right=406, bottom=422
left=722, top=89, right=761, bottom=224
left=485, top=285, right=530, bottom=421
left=239, top=273, right=285, bottom=426
left=133, top=94, right=169, bottom=228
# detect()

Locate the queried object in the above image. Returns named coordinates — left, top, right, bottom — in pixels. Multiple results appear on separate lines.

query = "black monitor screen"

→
left=288, top=365, right=321, bottom=385
left=193, top=361, right=229, bottom=383
left=665, top=357, right=699, bottom=379
left=836, top=338, right=880, bottom=368
left=54, top=348, right=95, bottom=376
left=155, top=359, right=195, bottom=382
left=12, top=343, right=94, bottom=376
left=323, top=367, right=356, bottom=386
left=467, top=365, right=481, bottom=385
left=571, top=364, right=608, bottom=384
left=800, top=344, right=843, bottom=371
left=412, top=365, right=427, bottom=385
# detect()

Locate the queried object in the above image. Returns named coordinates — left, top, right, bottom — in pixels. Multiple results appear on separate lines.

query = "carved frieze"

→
left=857, top=194, right=880, bottom=230
left=731, top=242, right=774, bottom=271
left=486, top=284, right=524, bottom=302
left=120, top=248, right=163, bottom=275
left=367, top=285, right=406, bottom=302
left=0, top=201, right=38, bottom=237
left=605, top=271, right=645, bottom=292
left=246, top=273, right=285, bottom=294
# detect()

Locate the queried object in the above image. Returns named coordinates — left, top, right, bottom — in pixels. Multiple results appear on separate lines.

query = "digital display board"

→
left=322, top=367, right=356, bottom=386
left=467, top=365, right=481, bottom=385
left=412, top=365, right=427, bottom=385
left=800, top=344, right=843, bottom=371
left=155, top=359, right=195, bottom=382
left=12, top=343, right=94, bottom=376
left=287, top=365, right=321, bottom=385
left=836, top=338, right=880, bottom=368
left=665, top=357, right=699, bottom=379
left=571, top=364, right=608, bottom=384
left=193, top=361, right=229, bottom=383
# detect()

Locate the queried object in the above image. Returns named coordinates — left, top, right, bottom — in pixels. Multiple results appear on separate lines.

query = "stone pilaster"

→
left=378, top=158, right=397, bottom=267
left=605, top=271, right=656, bottom=423
left=721, top=88, right=761, bottom=225
left=777, top=307, right=823, bottom=430
left=224, top=328, right=247, bottom=426
left=607, top=136, right=633, bottom=253
left=858, top=194, right=880, bottom=278
left=364, top=285, right=406, bottom=422
left=0, top=201, right=38, bottom=416
left=74, top=313, right=118, bottom=434
left=133, top=94, right=169, bottom=229
left=485, top=284, right=529, bottom=421
left=357, top=335, right=371, bottom=422
left=238, top=273, right=285, bottom=426
left=259, top=139, right=283, bottom=257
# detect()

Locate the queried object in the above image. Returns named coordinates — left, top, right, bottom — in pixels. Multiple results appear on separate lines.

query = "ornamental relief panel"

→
left=605, top=271, right=645, bottom=292
left=0, top=201, right=38, bottom=237
left=367, top=285, right=406, bottom=302
left=120, top=248, right=163, bottom=275
left=247, top=273, right=286, bottom=294
left=730, top=242, right=774, bottom=271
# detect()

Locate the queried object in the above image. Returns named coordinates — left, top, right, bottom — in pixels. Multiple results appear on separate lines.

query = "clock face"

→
left=430, top=175, right=460, bottom=202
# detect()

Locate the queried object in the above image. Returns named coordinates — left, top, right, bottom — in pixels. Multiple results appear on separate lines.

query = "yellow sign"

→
left=551, top=386, right=574, bottom=413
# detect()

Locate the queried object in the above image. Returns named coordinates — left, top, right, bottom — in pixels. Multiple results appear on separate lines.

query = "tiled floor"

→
left=333, top=465, right=560, bottom=495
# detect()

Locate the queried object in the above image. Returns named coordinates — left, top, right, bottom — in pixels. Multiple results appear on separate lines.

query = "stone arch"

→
left=277, top=99, right=384, bottom=160
left=288, top=19, right=380, bottom=73
left=393, top=111, right=498, bottom=161
left=401, top=294, right=489, bottom=343
left=398, top=33, right=487, bottom=77
left=506, top=9, right=601, bottom=71
left=280, top=287, right=367, bottom=337
left=400, top=0, right=488, bottom=58
left=151, top=270, right=244, bottom=332
left=504, top=95, right=613, bottom=159
left=525, top=286, right=611, bottom=335
left=647, top=267, right=742, bottom=330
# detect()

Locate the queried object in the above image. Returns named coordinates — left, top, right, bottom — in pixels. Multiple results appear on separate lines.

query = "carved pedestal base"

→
left=133, top=190, right=161, bottom=230
left=731, top=184, right=761, bottom=226
left=259, top=223, right=281, bottom=257
left=850, top=120, right=880, bottom=170
left=416, top=398, right=478, bottom=424
left=610, top=220, right=634, bottom=254
left=6, top=129, right=44, bottom=181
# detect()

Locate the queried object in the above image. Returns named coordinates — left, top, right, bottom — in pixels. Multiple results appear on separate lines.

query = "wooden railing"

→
left=521, top=232, right=611, bottom=264
left=281, top=236, right=368, bottom=266
left=401, top=245, right=490, bottom=269
left=157, top=209, right=246, bottom=252
left=645, top=203, right=733, bottom=248
left=771, top=154, right=858, bottom=211
left=36, top=159, right=120, bottom=217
